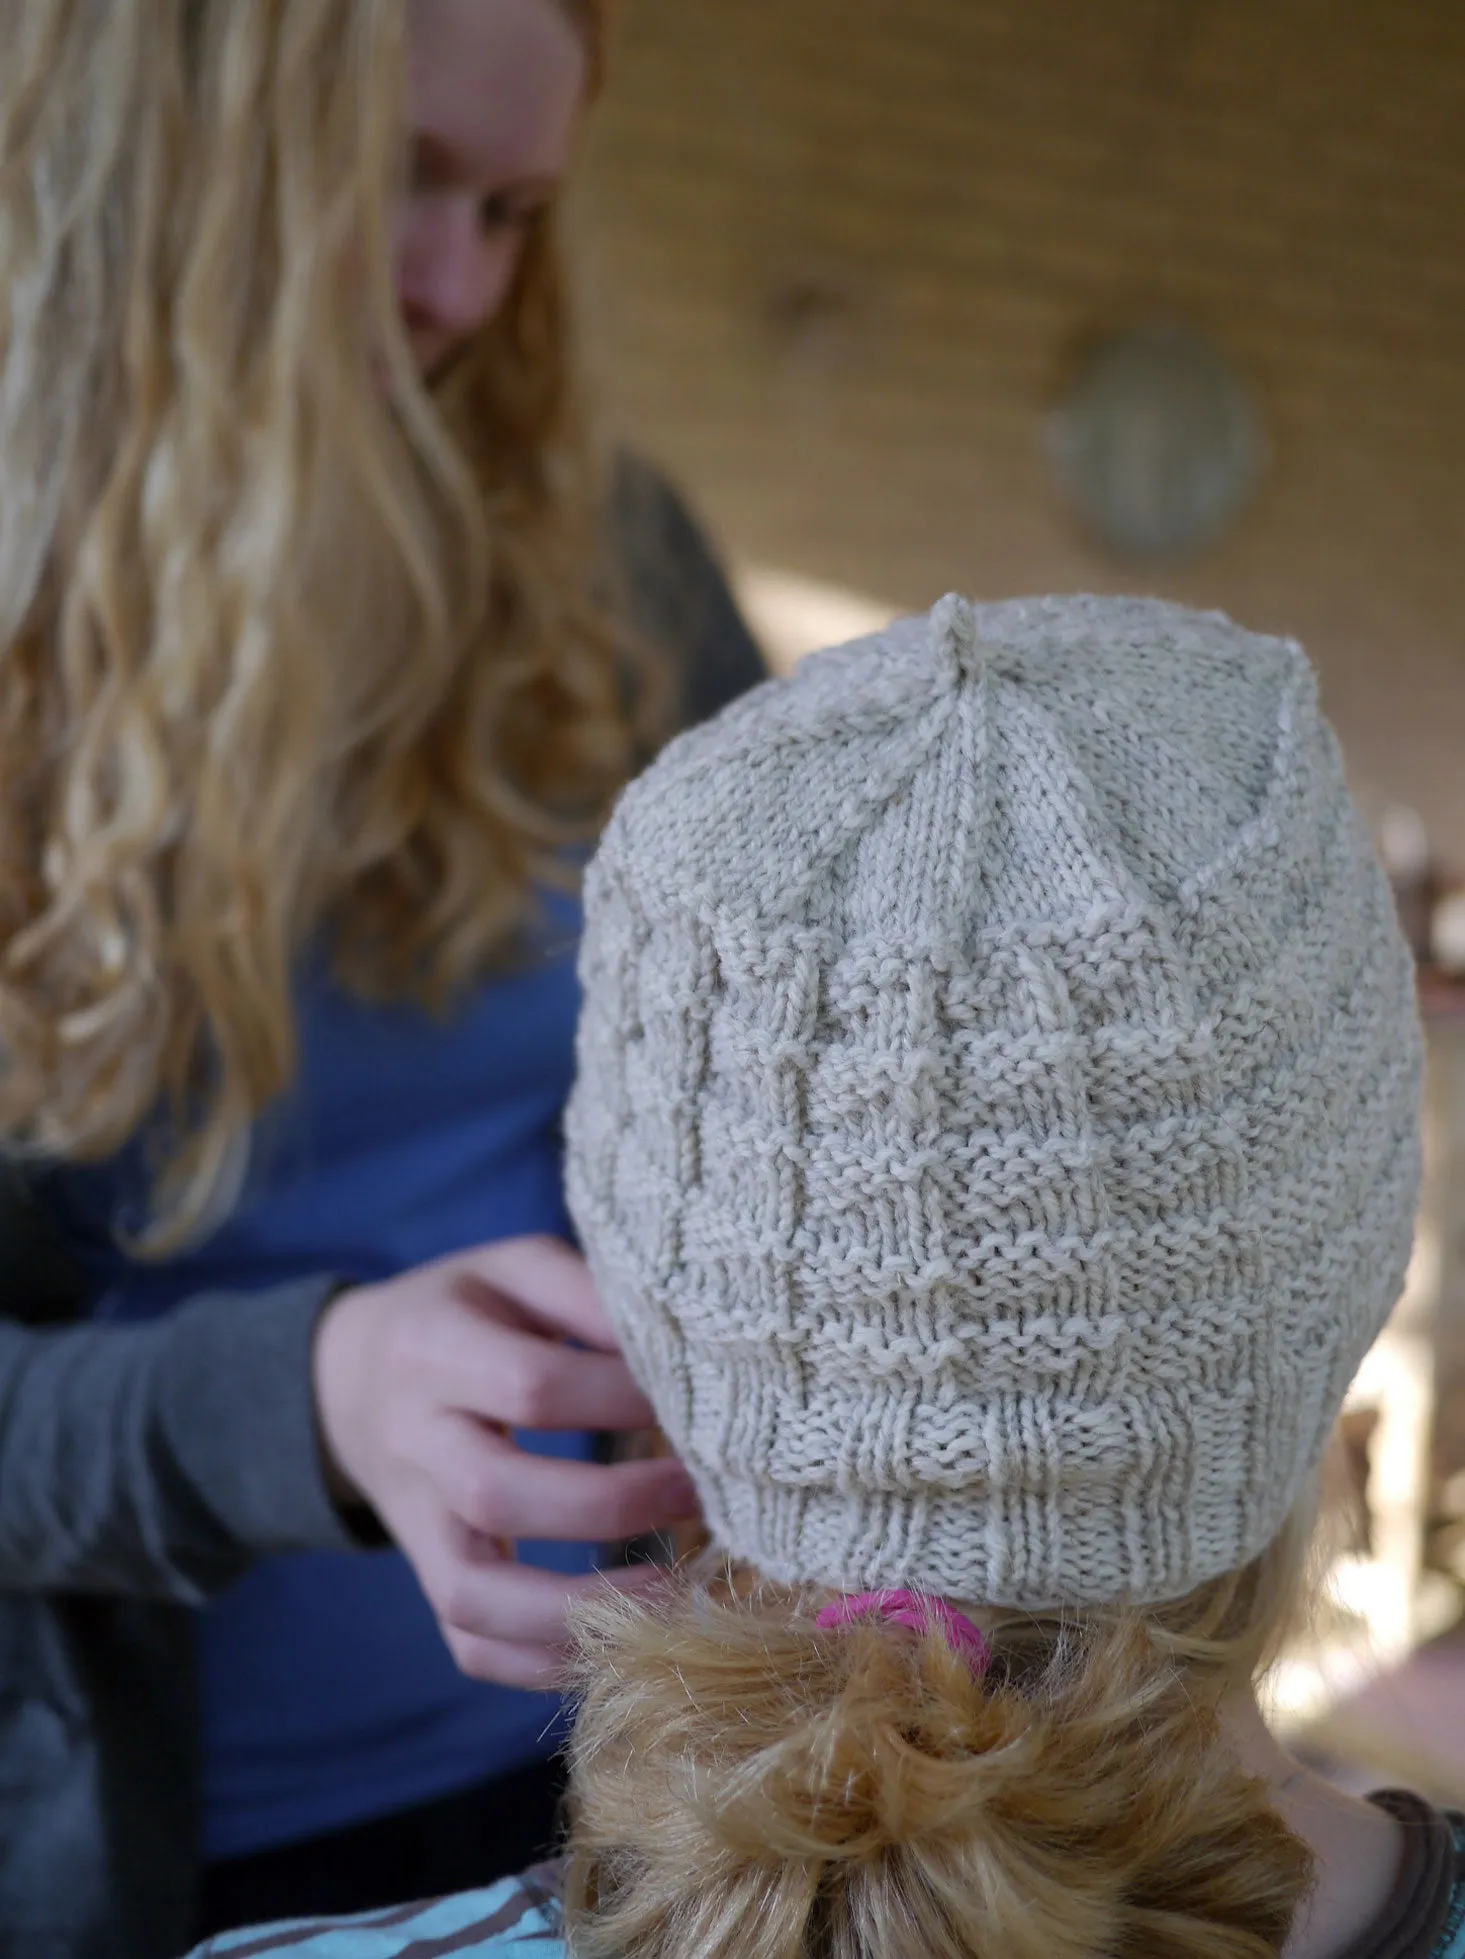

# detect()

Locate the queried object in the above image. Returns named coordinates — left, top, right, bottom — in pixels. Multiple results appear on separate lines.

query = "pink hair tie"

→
left=815, top=1588, right=992, bottom=1678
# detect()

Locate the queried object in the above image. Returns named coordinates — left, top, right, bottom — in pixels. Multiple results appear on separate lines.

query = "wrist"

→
left=310, top=1282, right=371, bottom=1510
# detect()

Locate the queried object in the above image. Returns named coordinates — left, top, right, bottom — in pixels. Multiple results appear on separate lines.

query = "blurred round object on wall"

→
left=1433, top=888, right=1465, bottom=978
left=1047, top=321, right=1269, bottom=559
left=1376, top=803, right=1438, bottom=964
left=1378, top=804, right=1434, bottom=887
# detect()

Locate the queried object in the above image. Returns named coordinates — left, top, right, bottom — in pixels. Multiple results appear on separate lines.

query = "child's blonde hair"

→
left=0, top=0, right=629, bottom=1249
left=564, top=1516, right=1317, bottom=1959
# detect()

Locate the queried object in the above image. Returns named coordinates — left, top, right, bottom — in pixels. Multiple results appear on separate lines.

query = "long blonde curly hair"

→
left=565, top=1514, right=1322, bottom=1959
left=0, top=0, right=631, bottom=1248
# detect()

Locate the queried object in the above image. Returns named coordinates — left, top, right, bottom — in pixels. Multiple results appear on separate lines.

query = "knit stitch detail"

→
left=566, top=595, right=1423, bottom=1608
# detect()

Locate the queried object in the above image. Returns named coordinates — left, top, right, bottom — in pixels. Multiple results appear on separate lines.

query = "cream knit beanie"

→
left=566, top=595, right=1422, bottom=1608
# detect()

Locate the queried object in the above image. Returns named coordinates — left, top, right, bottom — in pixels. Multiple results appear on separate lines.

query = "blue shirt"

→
left=45, top=894, right=596, bottom=1859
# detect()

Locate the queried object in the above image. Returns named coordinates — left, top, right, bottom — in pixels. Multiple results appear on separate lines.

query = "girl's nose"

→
left=398, top=197, right=518, bottom=349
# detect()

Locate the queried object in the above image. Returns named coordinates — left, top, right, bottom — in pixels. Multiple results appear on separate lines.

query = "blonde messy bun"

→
left=565, top=1536, right=1315, bottom=1959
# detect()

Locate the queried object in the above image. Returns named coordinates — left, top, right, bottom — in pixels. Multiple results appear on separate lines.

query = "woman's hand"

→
left=311, top=1235, right=695, bottom=1689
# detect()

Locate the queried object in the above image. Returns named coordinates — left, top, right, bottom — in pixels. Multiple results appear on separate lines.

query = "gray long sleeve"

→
left=0, top=1276, right=362, bottom=1602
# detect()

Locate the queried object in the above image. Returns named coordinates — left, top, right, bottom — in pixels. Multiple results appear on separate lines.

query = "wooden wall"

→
left=568, top=0, right=1465, bottom=855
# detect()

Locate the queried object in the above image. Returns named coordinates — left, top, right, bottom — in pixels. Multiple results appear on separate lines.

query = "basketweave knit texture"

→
left=565, top=595, right=1423, bottom=1607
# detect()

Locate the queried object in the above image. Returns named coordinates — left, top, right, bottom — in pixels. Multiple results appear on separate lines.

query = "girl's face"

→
left=398, top=0, right=585, bottom=377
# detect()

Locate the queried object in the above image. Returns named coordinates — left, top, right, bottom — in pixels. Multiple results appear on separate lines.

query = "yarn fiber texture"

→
left=565, top=595, right=1423, bottom=1608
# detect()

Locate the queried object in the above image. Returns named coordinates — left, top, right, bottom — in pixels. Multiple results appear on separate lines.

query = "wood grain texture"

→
left=568, top=0, right=1465, bottom=852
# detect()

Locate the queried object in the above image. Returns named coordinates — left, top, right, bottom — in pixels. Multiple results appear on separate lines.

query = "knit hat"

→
left=565, top=595, right=1422, bottom=1608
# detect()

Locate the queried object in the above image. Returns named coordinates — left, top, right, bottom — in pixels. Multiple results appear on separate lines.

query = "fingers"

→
left=423, top=1303, right=658, bottom=1432
left=405, top=1499, right=673, bottom=1688
left=449, top=1235, right=621, bottom=1351
left=424, top=1413, right=700, bottom=1544
left=438, top=1533, right=670, bottom=1643
left=441, top=1632, right=565, bottom=1691
left=440, top=1561, right=671, bottom=1689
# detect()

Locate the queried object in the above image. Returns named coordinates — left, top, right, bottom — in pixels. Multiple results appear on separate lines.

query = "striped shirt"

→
left=190, top=1796, right=1465, bottom=1959
left=189, top=1864, right=564, bottom=1959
